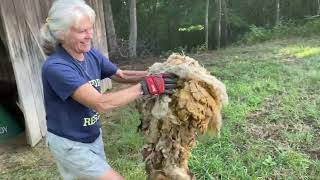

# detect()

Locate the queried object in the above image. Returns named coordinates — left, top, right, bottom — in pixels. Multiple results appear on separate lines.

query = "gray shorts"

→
left=47, top=131, right=111, bottom=180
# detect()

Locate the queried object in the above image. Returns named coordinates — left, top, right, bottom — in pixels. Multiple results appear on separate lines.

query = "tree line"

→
left=102, top=0, right=320, bottom=59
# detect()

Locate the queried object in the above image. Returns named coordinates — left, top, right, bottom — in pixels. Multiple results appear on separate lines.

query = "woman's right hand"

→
left=140, top=73, right=178, bottom=95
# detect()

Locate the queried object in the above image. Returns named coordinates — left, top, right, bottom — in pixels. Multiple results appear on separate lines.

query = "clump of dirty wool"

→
left=137, top=54, right=228, bottom=180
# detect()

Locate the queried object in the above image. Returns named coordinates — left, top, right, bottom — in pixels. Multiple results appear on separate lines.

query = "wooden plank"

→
left=38, top=0, right=53, bottom=22
left=22, top=24, right=47, bottom=137
left=18, top=0, right=50, bottom=139
left=21, top=0, right=47, bottom=137
left=86, top=0, right=109, bottom=56
left=0, top=0, right=43, bottom=146
left=24, top=0, right=42, bottom=35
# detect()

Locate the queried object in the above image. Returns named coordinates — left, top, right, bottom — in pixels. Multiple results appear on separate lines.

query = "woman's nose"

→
left=85, top=28, right=94, bottom=39
left=86, top=31, right=93, bottom=39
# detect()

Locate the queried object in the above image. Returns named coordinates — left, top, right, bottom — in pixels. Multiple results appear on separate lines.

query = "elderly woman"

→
left=40, top=0, right=176, bottom=179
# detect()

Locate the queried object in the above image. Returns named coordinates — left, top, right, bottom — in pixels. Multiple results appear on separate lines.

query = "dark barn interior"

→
left=0, top=34, right=25, bottom=142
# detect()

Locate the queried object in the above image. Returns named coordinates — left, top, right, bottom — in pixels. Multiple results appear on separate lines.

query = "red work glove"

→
left=140, top=73, right=178, bottom=95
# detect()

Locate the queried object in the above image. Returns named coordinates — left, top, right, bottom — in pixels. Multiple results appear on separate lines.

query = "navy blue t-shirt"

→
left=42, top=46, right=118, bottom=143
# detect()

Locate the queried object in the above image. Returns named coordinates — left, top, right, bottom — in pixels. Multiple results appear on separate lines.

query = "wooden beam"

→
left=23, top=0, right=48, bottom=137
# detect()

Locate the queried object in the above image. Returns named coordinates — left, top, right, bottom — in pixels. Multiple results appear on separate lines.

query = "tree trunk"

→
left=205, top=0, right=209, bottom=49
left=276, top=0, right=280, bottom=25
left=129, top=0, right=137, bottom=58
left=103, top=0, right=120, bottom=59
left=216, top=0, right=221, bottom=49
left=318, top=0, right=320, bottom=15
left=222, top=0, right=228, bottom=46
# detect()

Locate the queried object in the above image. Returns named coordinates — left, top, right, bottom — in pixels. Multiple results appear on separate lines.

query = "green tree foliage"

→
left=110, top=0, right=320, bottom=56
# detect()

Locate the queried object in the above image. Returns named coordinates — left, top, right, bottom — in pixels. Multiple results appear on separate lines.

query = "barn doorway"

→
left=0, top=34, right=26, bottom=144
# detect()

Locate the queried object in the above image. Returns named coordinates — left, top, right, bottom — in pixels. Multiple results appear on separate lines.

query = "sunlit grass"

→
left=279, top=45, right=320, bottom=58
left=190, top=39, right=320, bottom=179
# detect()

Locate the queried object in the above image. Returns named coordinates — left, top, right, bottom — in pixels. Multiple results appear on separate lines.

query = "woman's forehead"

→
left=72, top=23, right=94, bottom=31
left=73, top=15, right=94, bottom=29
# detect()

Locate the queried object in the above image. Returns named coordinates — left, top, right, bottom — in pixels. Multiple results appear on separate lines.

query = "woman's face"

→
left=63, top=15, right=94, bottom=56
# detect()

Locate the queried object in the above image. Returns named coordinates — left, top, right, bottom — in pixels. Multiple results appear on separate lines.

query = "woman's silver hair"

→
left=40, top=0, right=95, bottom=55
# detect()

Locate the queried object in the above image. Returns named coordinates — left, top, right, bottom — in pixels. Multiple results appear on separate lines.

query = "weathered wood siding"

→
left=86, top=0, right=109, bottom=56
left=0, top=0, right=48, bottom=146
left=0, top=0, right=109, bottom=146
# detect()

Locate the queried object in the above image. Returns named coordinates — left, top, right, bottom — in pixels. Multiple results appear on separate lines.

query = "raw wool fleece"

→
left=138, top=54, right=228, bottom=180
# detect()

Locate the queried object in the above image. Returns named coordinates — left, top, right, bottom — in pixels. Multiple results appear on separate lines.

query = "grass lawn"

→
left=103, top=37, right=320, bottom=179
left=1, top=37, right=319, bottom=179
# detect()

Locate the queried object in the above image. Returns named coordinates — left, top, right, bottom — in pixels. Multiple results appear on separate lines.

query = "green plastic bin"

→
left=0, top=105, right=25, bottom=142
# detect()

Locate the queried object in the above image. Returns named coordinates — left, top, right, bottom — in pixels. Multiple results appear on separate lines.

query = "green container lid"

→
left=0, top=105, right=25, bottom=142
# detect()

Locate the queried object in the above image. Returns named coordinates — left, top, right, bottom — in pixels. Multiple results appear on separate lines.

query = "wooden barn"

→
left=0, top=0, right=109, bottom=146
